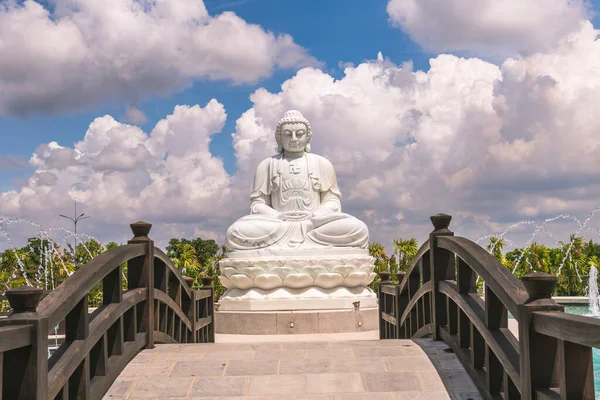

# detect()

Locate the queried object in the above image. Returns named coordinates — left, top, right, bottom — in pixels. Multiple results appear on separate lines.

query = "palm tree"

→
left=368, top=242, right=389, bottom=293
left=558, top=235, right=587, bottom=296
left=393, top=238, right=419, bottom=273
left=486, top=237, right=505, bottom=264
left=173, top=243, right=201, bottom=276
left=368, top=242, right=389, bottom=272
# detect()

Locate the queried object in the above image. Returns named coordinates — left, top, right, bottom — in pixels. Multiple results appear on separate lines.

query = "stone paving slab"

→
left=104, top=338, right=483, bottom=400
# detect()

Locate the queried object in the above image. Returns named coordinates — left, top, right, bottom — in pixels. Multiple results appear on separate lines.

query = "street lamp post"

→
left=59, top=202, right=90, bottom=264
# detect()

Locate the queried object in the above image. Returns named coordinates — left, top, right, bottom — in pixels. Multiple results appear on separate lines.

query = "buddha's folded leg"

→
left=307, top=213, right=369, bottom=248
left=225, top=215, right=289, bottom=251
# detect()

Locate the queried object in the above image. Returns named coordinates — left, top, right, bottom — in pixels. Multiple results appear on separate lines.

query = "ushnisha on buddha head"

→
left=275, top=110, right=312, bottom=154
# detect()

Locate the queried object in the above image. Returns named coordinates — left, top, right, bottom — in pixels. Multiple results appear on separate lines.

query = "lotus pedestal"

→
left=216, top=248, right=378, bottom=334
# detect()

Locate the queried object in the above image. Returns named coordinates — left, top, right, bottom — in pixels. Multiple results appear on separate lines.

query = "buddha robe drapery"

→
left=225, top=153, right=369, bottom=251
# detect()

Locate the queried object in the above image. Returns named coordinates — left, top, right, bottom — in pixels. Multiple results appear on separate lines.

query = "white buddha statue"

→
left=218, top=110, right=376, bottom=311
left=226, top=110, right=369, bottom=251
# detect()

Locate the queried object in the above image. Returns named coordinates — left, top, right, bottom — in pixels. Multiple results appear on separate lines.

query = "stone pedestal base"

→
left=215, top=307, right=378, bottom=335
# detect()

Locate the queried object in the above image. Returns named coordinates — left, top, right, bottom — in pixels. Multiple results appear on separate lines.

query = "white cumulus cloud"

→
left=0, top=99, right=238, bottom=246
left=0, top=0, right=317, bottom=117
left=387, top=0, right=591, bottom=57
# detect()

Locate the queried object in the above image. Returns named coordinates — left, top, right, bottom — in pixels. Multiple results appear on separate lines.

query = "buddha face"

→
left=280, top=122, right=309, bottom=153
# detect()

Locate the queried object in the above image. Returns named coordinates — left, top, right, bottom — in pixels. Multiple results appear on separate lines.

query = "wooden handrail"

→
left=0, top=325, right=32, bottom=352
left=531, top=311, right=600, bottom=347
left=437, top=236, right=528, bottom=317
left=379, top=213, right=600, bottom=400
left=0, top=221, right=215, bottom=400
left=37, top=243, right=146, bottom=330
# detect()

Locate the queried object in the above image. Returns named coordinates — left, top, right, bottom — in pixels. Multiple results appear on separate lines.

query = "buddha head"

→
left=275, top=110, right=312, bottom=154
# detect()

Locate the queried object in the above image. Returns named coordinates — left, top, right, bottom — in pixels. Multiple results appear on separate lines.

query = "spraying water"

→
left=589, top=266, right=600, bottom=317
left=0, top=216, right=102, bottom=291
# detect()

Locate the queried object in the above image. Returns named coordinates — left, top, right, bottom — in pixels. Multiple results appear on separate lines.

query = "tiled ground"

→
left=104, top=339, right=483, bottom=400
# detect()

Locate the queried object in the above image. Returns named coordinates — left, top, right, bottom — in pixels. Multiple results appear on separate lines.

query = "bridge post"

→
left=429, top=213, right=454, bottom=341
left=128, top=221, right=155, bottom=349
left=518, top=272, right=563, bottom=400
left=1, top=286, right=48, bottom=400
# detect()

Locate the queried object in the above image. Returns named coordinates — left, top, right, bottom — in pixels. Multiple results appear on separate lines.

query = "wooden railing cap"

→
left=200, top=276, right=214, bottom=287
left=430, top=213, right=453, bottom=235
left=183, top=276, right=195, bottom=288
left=521, top=271, right=557, bottom=301
left=130, top=221, right=152, bottom=242
left=5, top=286, right=43, bottom=313
left=378, top=271, right=391, bottom=283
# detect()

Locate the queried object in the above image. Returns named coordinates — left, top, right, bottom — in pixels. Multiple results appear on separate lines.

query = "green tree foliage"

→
left=498, top=234, right=599, bottom=296
left=166, top=238, right=220, bottom=268
left=166, top=238, right=224, bottom=299
left=368, top=241, right=389, bottom=293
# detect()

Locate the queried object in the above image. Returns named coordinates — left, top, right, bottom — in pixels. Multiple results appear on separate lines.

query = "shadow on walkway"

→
left=414, top=338, right=484, bottom=400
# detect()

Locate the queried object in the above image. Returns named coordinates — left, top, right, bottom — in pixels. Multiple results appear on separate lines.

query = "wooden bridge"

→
left=0, top=215, right=599, bottom=399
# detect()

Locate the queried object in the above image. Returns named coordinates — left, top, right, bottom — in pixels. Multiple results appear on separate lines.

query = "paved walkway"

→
left=104, top=337, right=482, bottom=400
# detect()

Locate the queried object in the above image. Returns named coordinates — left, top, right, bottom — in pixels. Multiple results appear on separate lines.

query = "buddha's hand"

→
left=278, top=211, right=313, bottom=221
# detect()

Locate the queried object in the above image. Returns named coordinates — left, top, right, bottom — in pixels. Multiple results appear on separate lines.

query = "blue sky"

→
left=2, top=0, right=600, bottom=249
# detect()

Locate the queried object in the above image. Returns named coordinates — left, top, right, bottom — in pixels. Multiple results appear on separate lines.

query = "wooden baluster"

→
left=429, top=213, right=454, bottom=340
left=407, top=274, right=419, bottom=336
left=69, top=357, right=90, bottom=399
left=160, top=303, right=167, bottom=333
left=378, top=271, right=390, bottom=339
left=483, top=283, right=507, bottom=394
left=65, top=295, right=89, bottom=342
left=89, top=334, right=107, bottom=378
left=154, top=300, right=160, bottom=332
left=65, top=295, right=90, bottom=398
left=423, top=291, right=431, bottom=326
left=470, top=322, right=485, bottom=370
left=456, top=257, right=476, bottom=295
left=503, top=370, right=520, bottom=400
left=446, top=298, right=457, bottom=335
left=421, top=252, right=431, bottom=283
left=175, top=318, right=181, bottom=342
left=395, top=282, right=405, bottom=339
left=456, top=257, right=475, bottom=349
left=420, top=254, right=432, bottom=327
left=485, top=284, right=507, bottom=330
left=207, top=285, right=215, bottom=343
left=416, top=298, right=423, bottom=330
left=104, top=264, right=124, bottom=357
left=182, top=277, right=195, bottom=343
left=169, top=309, right=175, bottom=338
left=155, top=261, right=167, bottom=293
left=169, top=276, right=182, bottom=307
left=518, top=272, right=563, bottom=400
left=458, top=309, right=470, bottom=348
left=128, top=221, right=155, bottom=349
left=1, top=286, right=48, bottom=400
left=196, top=297, right=201, bottom=342
left=107, top=318, right=123, bottom=357
left=558, top=339, right=594, bottom=400
left=485, top=344, right=503, bottom=395
left=123, top=306, right=137, bottom=342
left=103, top=265, right=122, bottom=305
